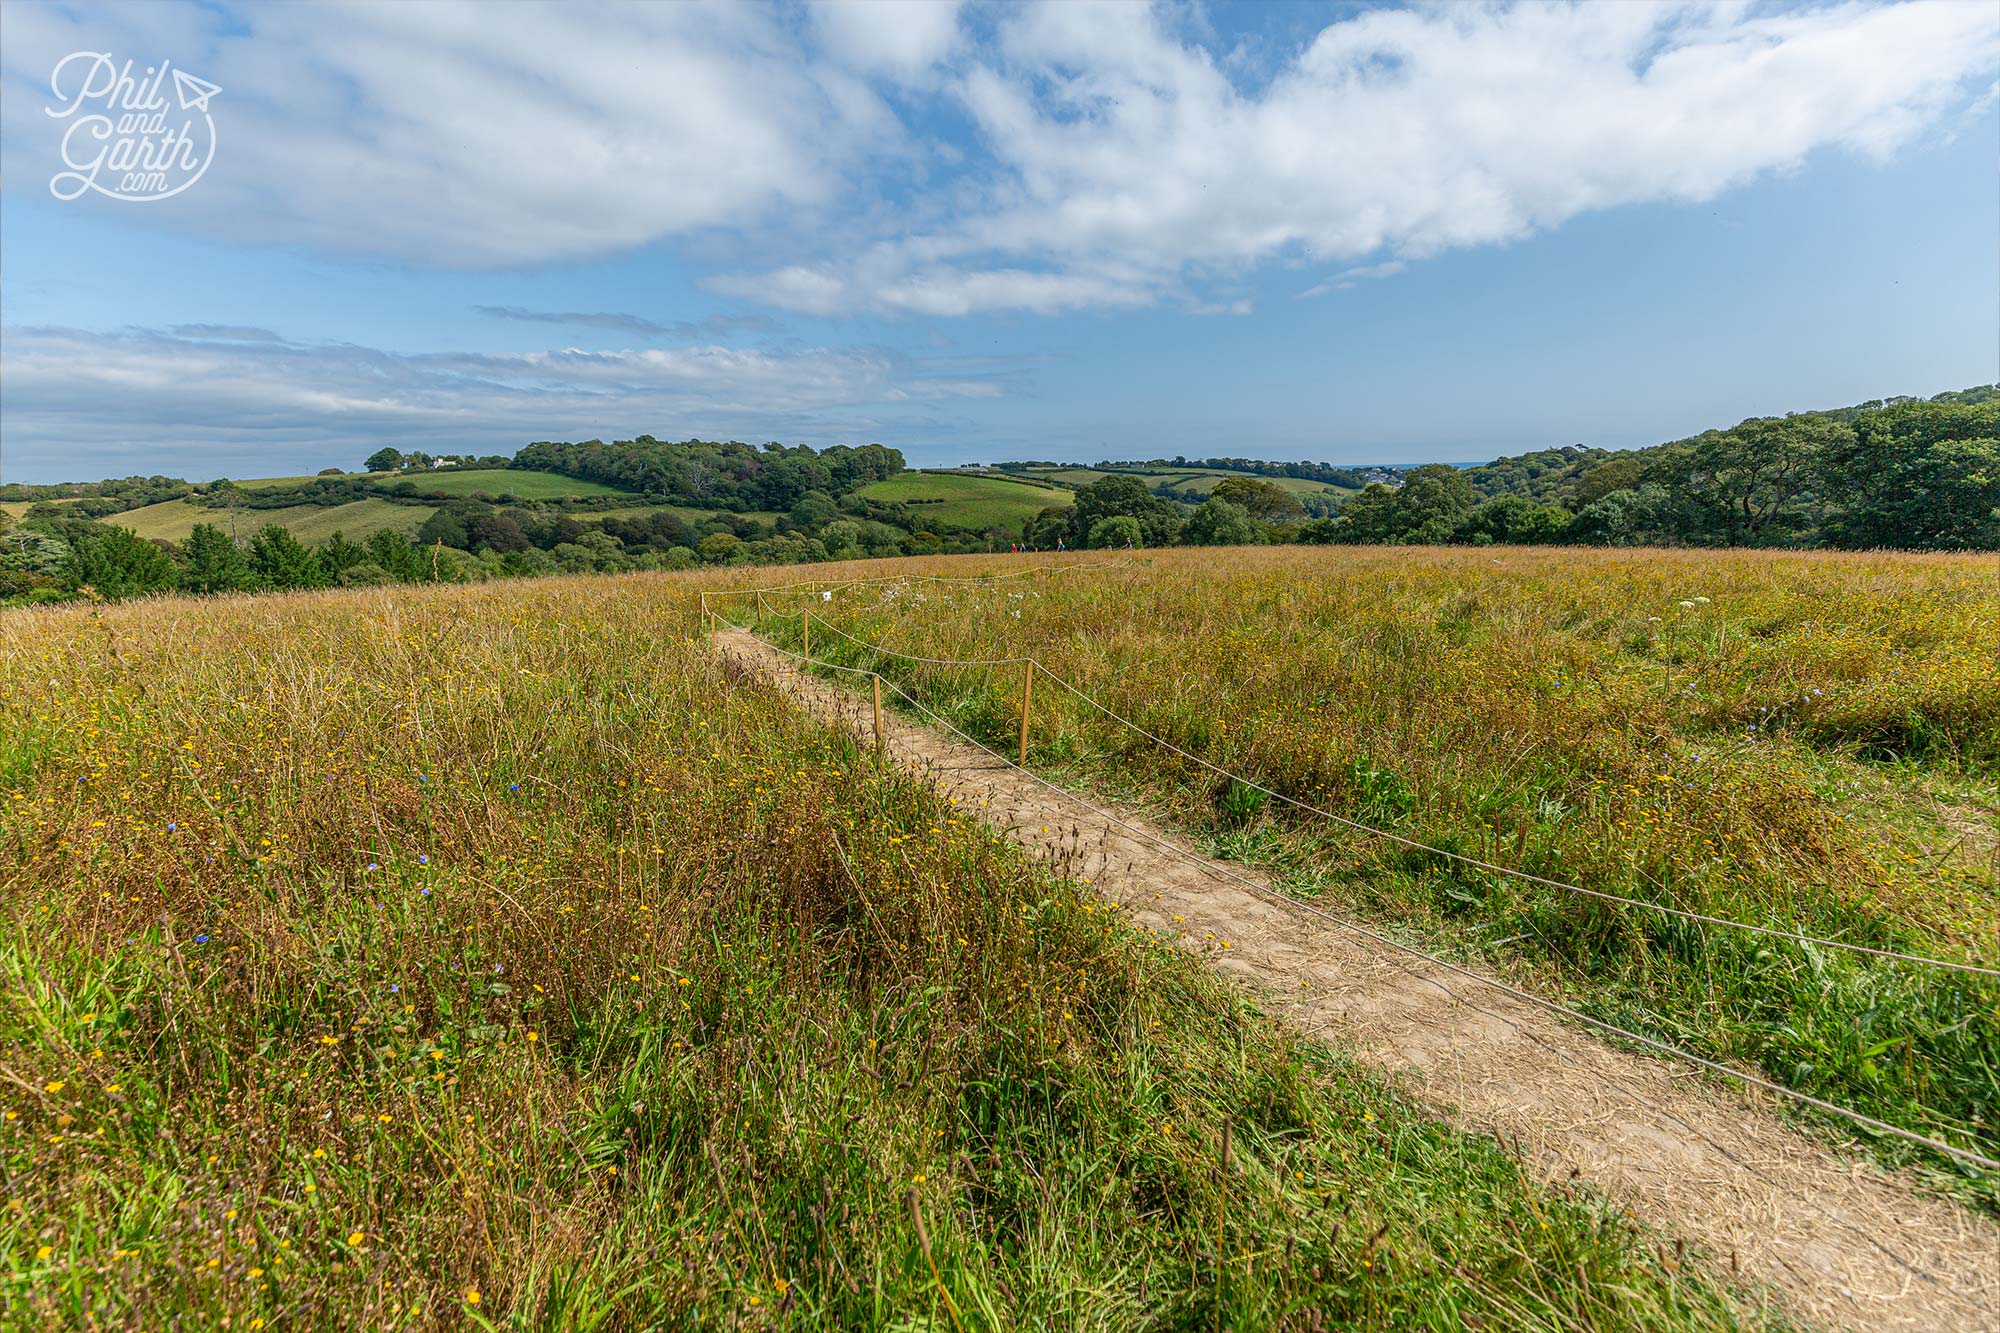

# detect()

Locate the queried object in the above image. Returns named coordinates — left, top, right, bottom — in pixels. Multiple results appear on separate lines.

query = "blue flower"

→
left=418, top=855, right=430, bottom=866
left=195, top=934, right=209, bottom=945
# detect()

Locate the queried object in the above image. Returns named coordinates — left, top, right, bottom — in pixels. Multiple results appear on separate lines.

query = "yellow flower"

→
left=347, top=1231, right=365, bottom=1246
left=525, top=1031, right=538, bottom=1043
left=465, top=1289, right=481, bottom=1306
left=43, top=1080, right=63, bottom=1093
left=36, top=1245, right=53, bottom=1260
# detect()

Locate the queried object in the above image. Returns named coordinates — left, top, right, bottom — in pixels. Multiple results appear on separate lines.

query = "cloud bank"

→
left=0, top=325, right=1010, bottom=481
left=2, top=1, right=1993, bottom=315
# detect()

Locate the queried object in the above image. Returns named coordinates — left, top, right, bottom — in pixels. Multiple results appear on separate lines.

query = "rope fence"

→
left=697, top=573, right=2000, bottom=1173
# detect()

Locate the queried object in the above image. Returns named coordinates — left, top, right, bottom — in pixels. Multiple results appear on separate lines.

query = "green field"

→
left=234, top=473, right=386, bottom=490
left=110, top=498, right=434, bottom=544
left=0, top=498, right=85, bottom=520
left=1149, top=470, right=1356, bottom=500
left=856, top=471, right=1071, bottom=532
left=394, top=469, right=632, bottom=499
left=1006, top=465, right=1354, bottom=503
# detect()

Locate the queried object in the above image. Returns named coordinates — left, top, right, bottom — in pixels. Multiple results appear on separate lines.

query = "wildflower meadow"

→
left=0, top=567, right=1773, bottom=1328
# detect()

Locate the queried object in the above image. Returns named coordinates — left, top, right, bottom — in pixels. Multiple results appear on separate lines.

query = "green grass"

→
left=393, top=469, right=633, bottom=499
left=1147, top=470, right=1356, bottom=500
left=857, top=472, right=1072, bottom=532
left=235, top=473, right=388, bottom=490
left=771, top=546, right=2000, bottom=1193
left=0, top=573, right=1770, bottom=1329
left=1001, top=466, right=1354, bottom=502
left=0, top=499, right=86, bottom=520
left=109, top=498, right=435, bottom=544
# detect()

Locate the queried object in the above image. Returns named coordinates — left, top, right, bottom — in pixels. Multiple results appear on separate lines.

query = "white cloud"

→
left=0, top=1, right=1994, bottom=308
left=810, top=0, right=963, bottom=79
left=726, top=0, right=2000, bottom=313
left=0, top=0, right=898, bottom=265
left=1299, top=260, right=1406, bottom=299
left=0, top=324, right=1011, bottom=480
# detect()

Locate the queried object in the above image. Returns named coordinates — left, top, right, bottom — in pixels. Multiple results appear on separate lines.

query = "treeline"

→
left=1436, top=392, right=2000, bottom=550
left=1001, top=456, right=1372, bottom=489
left=0, top=439, right=983, bottom=605
left=513, top=437, right=904, bottom=511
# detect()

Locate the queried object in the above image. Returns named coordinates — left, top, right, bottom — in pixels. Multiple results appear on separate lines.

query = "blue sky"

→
left=1, top=0, right=1996, bottom=484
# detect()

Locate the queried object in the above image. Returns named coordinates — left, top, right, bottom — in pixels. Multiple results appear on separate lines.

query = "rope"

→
left=789, top=610, right=2000, bottom=980
left=725, top=619, right=2000, bottom=1174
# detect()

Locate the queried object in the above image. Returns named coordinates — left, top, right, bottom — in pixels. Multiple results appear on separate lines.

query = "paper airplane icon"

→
left=172, top=68, right=220, bottom=112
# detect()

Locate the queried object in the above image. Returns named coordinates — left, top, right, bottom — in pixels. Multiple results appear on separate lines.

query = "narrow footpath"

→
left=716, top=626, right=2000, bottom=1332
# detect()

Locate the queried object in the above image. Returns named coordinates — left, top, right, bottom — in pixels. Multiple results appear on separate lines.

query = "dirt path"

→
left=716, top=628, right=2000, bottom=1332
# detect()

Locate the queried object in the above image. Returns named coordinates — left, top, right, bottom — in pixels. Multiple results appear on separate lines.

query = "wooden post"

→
left=872, top=674, right=885, bottom=758
left=802, top=609, right=811, bottom=659
left=1018, top=661, right=1033, bottom=767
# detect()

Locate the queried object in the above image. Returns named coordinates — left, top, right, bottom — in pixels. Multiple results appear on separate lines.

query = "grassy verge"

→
left=0, top=576, right=1770, bottom=1328
left=769, top=546, right=2000, bottom=1191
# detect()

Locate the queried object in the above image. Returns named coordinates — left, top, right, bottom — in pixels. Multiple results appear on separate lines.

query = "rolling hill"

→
left=854, top=471, right=1071, bottom=532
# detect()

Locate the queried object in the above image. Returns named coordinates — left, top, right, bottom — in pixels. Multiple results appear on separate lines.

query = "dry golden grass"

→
left=1, top=568, right=1768, bottom=1329
left=774, top=545, right=2000, bottom=1181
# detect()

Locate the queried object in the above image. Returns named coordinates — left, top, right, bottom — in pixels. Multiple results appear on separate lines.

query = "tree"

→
left=61, top=522, right=179, bottom=598
left=366, top=529, right=423, bottom=582
left=1022, top=506, right=1073, bottom=550
left=180, top=523, right=254, bottom=593
left=1393, top=464, right=1478, bottom=543
left=318, top=530, right=369, bottom=580
left=1822, top=401, right=2000, bottom=549
left=247, top=525, right=324, bottom=589
left=416, top=509, right=470, bottom=549
left=698, top=532, right=742, bottom=563
left=1330, top=484, right=1403, bottom=543
left=466, top=512, right=530, bottom=554
left=1676, top=414, right=1849, bottom=543
left=1184, top=497, right=1260, bottom=546
left=1211, top=477, right=1305, bottom=528
left=1453, top=494, right=1573, bottom=545
left=1087, top=515, right=1143, bottom=549
left=1069, top=476, right=1182, bottom=548
left=365, top=447, right=404, bottom=473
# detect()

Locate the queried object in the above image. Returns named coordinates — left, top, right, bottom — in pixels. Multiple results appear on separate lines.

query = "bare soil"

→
left=717, top=628, right=2000, bottom=1332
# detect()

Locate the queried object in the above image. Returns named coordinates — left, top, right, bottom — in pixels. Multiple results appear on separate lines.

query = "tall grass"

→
left=1, top=576, right=1764, bottom=1328
left=775, top=546, right=2000, bottom=1187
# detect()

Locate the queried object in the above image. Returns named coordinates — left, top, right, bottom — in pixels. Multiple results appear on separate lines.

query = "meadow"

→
left=854, top=472, right=1071, bottom=533
left=393, top=470, right=635, bottom=500
left=0, top=567, right=1771, bottom=1329
left=109, top=498, right=437, bottom=546
left=769, top=546, right=2000, bottom=1188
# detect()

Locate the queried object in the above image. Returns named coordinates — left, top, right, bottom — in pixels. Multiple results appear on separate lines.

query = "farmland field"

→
left=1, top=561, right=1779, bottom=1329
left=855, top=471, right=1071, bottom=531
left=392, top=468, right=634, bottom=499
left=768, top=546, right=2000, bottom=1185
left=108, top=497, right=435, bottom=544
left=1001, top=465, right=1356, bottom=503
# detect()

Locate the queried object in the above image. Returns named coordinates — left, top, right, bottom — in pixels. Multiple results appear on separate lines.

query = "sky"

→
left=0, top=0, right=1996, bottom=484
